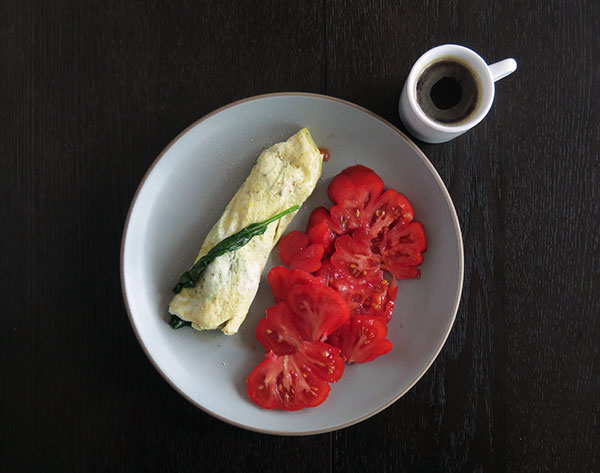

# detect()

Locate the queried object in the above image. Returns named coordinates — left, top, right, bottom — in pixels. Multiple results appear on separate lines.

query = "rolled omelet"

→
left=169, top=128, right=323, bottom=335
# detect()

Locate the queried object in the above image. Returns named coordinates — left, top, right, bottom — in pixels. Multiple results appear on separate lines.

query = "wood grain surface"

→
left=2, top=1, right=598, bottom=472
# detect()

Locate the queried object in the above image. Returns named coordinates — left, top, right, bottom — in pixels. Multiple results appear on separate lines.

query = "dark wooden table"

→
left=3, top=1, right=598, bottom=471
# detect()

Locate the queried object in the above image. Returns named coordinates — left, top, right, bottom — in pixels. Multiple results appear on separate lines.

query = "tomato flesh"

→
left=328, top=166, right=384, bottom=234
left=328, top=165, right=384, bottom=205
left=378, top=221, right=427, bottom=280
left=259, top=274, right=349, bottom=352
left=246, top=348, right=332, bottom=410
left=364, top=189, right=414, bottom=239
left=344, top=277, right=398, bottom=322
left=305, top=207, right=337, bottom=255
left=289, top=243, right=324, bottom=272
left=313, top=257, right=339, bottom=287
left=327, top=316, right=392, bottom=364
left=297, top=341, right=345, bottom=383
left=307, top=206, right=332, bottom=229
left=256, top=302, right=303, bottom=354
left=278, top=231, right=310, bottom=266
left=278, top=230, right=324, bottom=272
left=306, top=222, right=333, bottom=254
left=286, top=282, right=350, bottom=343
left=331, top=233, right=381, bottom=283
left=268, top=266, right=324, bottom=302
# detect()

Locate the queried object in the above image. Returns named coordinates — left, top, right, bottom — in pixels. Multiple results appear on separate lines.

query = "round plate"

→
left=121, top=93, right=463, bottom=435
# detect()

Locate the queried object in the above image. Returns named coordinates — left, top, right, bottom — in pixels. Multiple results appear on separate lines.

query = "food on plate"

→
left=247, top=165, right=427, bottom=410
left=248, top=268, right=348, bottom=410
left=169, top=205, right=299, bottom=329
left=246, top=341, right=344, bottom=411
left=327, top=315, right=392, bottom=364
left=172, top=205, right=299, bottom=295
left=278, top=230, right=324, bottom=273
left=255, top=280, right=350, bottom=352
left=169, top=129, right=323, bottom=335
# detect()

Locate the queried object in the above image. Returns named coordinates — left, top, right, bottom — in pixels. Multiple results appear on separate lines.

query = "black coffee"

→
left=416, top=60, right=480, bottom=124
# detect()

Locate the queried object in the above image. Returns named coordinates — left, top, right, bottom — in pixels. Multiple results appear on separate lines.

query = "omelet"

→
left=169, top=128, right=323, bottom=335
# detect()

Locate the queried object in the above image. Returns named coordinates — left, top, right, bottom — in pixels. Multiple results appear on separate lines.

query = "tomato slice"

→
left=328, top=165, right=384, bottom=205
left=313, top=257, right=340, bottom=286
left=297, top=341, right=345, bottom=383
left=307, top=206, right=333, bottom=229
left=278, top=231, right=310, bottom=266
left=364, top=189, right=415, bottom=240
left=347, top=278, right=398, bottom=322
left=256, top=302, right=303, bottom=354
left=289, top=244, right=324, bottom=272
left=305, top=207, right=336, bottom=255
left=330, top=233, right=381, bottom=283
left=286, top=282, right=350, bottom=343
left=278, top=230, right=324, bottom=272
left=246, top=349, right=332, bottom=410
left=328, top=166, right=384, bottom=234
left=267, top=266, right=324, bottom=302
left=377, top=278, right=398, bottom=322
left=327, top=316, right=392, bottom=364
left=315, top=257, right=397, bottom=321
left=260, top=274, right=349, bottom=351
left=306, top=222, right=334, bottom=255
left=378, top=221, right=427, bottom=280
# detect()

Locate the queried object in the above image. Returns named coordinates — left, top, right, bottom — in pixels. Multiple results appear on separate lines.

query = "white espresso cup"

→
left=399, top=44, right=517, bottom=143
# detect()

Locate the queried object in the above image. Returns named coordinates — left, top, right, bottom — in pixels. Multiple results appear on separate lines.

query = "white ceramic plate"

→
left=121, top=93, right=463, bottom=435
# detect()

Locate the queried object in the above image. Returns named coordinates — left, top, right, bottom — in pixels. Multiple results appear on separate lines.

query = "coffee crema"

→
left=416, top=59, right=481, bottom=125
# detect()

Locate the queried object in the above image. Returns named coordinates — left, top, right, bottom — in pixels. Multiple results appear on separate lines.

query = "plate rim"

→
left=120, top=92, right=464, bottom=436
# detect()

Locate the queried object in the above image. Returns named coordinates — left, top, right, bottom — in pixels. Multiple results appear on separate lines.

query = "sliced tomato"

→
left=306, top=207, right=336, bottom=255
left=307, top=206, right=333, bottom=229
left=364, top=189, right=415, bottom=240
left=313, top=258, right=340, bottom=286
left=328, top=166, right=384, bottom=234
left=347, top=278, right=398, bottom=322
left=297, top=341, right=345, bottom=383
left=327, top=316, right=392, bottom=364
left=378, top=221, right=427, bottom=280
left=278, top=230, right=324, bottom=272
left=278, top=231, right=310, bottom=266
left=261, top=276, right=349, bottom=350
left=268, top=266, right=324, bottom=302
left=330, top=233, right=381, bottom=283
left=315, top=257, right=397, bottom=321
left=328, top=165, right=384, bottom=205
left=289, top=243, right=324, bottom=272
left=306, top=222, right=335, bottom=255
left=286, top=282, right=350, bottom=343
left=246, top=350, right=331, bottom=410
left=378, top=278, right=398, bottom=322
left=255, top=302, right=303, bottom=354
left=331, top=275, right=375, bottom=314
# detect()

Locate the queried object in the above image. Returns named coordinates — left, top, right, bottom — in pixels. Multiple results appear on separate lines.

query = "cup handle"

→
left=488, top=58, right=517, bottom=82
